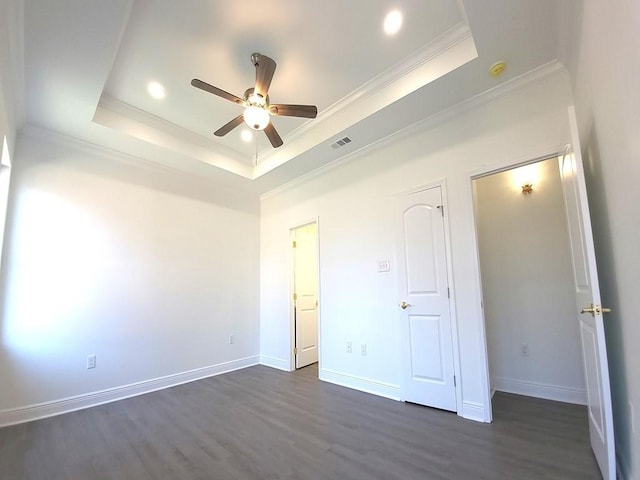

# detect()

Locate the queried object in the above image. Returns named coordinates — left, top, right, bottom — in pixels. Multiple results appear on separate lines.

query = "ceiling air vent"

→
left=330, top=136, right=352, bottom=149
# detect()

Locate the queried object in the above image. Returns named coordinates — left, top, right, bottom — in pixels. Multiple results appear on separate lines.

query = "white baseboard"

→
left=0, top=356, right=259, bottom=427
left=259, top=355, right=291, bottom=371
left=461, top=401, right=487, bottom=422
left=319, top=368, right=401, bottom=401
left=493, top=377, right=586, bottom=405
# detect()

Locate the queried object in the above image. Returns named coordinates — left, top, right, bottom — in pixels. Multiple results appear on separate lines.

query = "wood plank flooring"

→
left=0, top=364, right=600, bottom=479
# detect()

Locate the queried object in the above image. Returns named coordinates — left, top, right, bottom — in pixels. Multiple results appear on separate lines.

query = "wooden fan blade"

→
left=269, top=104, right=318, bottom=119
left=264, top=122, right=283, bottom=148
left=252, top=53, right=277, bottom=98
left=214, top=115, right=245, bottom=137
left=191, top=79, right=244, bottom=105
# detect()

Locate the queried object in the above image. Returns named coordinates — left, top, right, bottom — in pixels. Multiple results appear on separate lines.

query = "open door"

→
left=560, top=106, right=615, bottom=479
left=291, top=222, right=319, bottom=369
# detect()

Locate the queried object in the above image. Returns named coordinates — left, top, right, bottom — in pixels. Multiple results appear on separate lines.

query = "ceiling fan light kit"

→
left=244, top=105, right=270, bottom=130
left=242, top=88, right=269, bottom=130
left=191, top=53, right=318, bottom=148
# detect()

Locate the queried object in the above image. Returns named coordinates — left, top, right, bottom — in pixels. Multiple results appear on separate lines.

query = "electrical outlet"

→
left=229, top=334, right=235, bottom=345
left=347, top=341, right=352, bottom=353
left=520, top=343, right=529, bottom=357
left=361, top=344, right=367, bottom=356
left=87, top=354, right=96, bottom=369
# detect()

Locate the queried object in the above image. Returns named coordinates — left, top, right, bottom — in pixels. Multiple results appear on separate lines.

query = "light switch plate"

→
left=378, top=260, right=391, bottom=272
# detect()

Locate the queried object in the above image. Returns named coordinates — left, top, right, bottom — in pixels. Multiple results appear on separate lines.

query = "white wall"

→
left=566, top=2, right=640, bottom=477
left=260, top=69, right=574, bottom=420
left=0, top=128, right=260, bottom=421
left=474, top=158, right=585, bottom=404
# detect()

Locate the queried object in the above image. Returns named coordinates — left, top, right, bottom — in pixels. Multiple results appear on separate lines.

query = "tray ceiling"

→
left=20, top=0, right=565, bottom=191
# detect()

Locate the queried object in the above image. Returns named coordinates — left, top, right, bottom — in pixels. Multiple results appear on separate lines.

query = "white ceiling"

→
left=20, top=0, right=565, bottom=194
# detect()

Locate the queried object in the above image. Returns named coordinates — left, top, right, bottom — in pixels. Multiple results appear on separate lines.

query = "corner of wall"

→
left=259, top=355, right=291, bottom=372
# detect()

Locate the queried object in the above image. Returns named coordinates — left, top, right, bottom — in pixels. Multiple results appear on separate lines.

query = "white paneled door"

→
left=292, top=222, right=319, bottom=369
left=559, top=107, right=615, bottom=480
left=396, top=186, right=456, bottom=411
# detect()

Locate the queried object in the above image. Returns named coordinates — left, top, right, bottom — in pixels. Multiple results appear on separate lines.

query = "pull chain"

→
left=255, top=134, right=258, bottom=167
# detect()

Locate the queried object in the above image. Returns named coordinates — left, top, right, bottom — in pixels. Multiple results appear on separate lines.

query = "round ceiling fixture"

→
left=243, top=106, right=270, bottom=131
left=489, top=61, right=507, bottom=78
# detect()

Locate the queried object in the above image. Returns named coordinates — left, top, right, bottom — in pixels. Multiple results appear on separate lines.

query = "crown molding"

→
left=96, top=96, right=243, bottom=158
left=94, top=96, right=253, bottom=178
left=254, top=22, right=478, bottom=178
left=90, top=20, right=476, bottom=183
left=18, top=124, right=264, bottom=205
left=20, top=123, right=187, bottom=174
left=282, top=22, right=474, bottom=147
left=20, top=122, right=250, bottom=193
left=249, top=23, right=474, bottom=166
left=260, top=60, right=567, bottom=201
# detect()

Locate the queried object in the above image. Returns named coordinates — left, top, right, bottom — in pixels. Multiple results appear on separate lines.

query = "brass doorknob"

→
left=580, top=304, right=612, bottom=316
left=399, top=301, right=412, bottom=310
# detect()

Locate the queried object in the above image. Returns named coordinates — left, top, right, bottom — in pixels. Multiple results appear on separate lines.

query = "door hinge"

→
left=454, top=375, right=457, bottom=387
left=293, top=292, right=298, bottom=302
left=292, top=240, right=297, bottom=248
left=437, top=205, right=444, bottom=217
left=447, top=287, right=450, bottom=299
left=294, top=347, right=298, bottom=355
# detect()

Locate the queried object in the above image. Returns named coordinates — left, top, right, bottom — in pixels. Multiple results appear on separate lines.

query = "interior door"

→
left=396, top=186, right=456, bottom=411
left=293, top=222, right=319, bottom=368
left=560, top=106, right=615, bottom=480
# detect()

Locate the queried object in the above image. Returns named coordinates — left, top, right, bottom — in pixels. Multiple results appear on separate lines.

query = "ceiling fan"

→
left=191, top=53, right=318, bottom=148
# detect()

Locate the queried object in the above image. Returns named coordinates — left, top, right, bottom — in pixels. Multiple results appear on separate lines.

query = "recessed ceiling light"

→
left=383, top=10, right=403, bottom=36
left=241, top=129, right=253, bottom=142
left=147, top=81, right=166, bottom=99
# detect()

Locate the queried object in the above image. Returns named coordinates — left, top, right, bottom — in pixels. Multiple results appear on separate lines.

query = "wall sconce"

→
left=511, top=163, right=540, bottom=196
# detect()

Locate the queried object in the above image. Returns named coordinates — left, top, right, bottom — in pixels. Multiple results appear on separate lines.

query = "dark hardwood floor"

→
left=0, top=364, right=600, bottom=479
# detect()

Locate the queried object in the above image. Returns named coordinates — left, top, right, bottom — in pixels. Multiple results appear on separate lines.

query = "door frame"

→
left=394, top=180, right=463, bottom=414
left=468, top=148, right=571, bottom=423
left=288, top=217, right=320, bottom=372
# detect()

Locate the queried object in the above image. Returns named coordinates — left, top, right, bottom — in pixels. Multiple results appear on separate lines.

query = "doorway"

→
left=473, top=134, right=616, bottom=479
left=473, top=157, right=587, bottom=406
left=290, top=221, right=319, bottom=369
